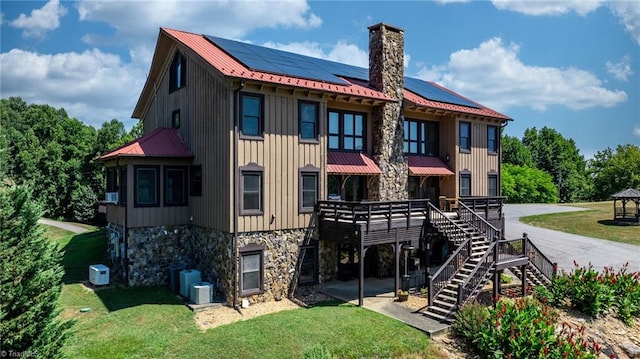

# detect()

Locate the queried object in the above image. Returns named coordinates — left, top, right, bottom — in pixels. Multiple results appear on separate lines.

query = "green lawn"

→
left=44, top=224, right=439, bottom=359
left=520, top=201, right=640, bottom=246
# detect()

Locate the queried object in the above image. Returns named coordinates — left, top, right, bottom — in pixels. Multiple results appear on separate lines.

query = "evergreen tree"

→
left=0, top=183, right=73, bottom=358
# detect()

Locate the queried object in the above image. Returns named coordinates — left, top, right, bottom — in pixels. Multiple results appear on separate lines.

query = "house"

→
left=99, top=23, right=553, bottom=318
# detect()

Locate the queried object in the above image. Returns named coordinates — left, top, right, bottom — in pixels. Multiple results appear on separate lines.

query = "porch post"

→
left=521, top=265, right=527, bottom=296
left=395, top=240, right=401, bottom=295
left=359, top=241, right=365, bottom=307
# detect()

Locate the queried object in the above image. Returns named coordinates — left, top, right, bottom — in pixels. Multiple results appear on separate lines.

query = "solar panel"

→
left=206, top=35, right=481, bottom=109
left=404, top=77, right=480, bottom=109
left=207, top=35, right=351, bottom=84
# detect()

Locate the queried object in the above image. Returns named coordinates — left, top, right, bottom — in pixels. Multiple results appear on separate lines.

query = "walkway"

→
left=320, top=278, right=449, bottom=337
left=39, top=218, right=90, bottom=234
left=503, top=204, right=640, bottom=272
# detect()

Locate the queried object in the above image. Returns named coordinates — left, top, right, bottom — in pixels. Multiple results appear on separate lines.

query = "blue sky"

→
left=1, top=0, right=638, bottom=158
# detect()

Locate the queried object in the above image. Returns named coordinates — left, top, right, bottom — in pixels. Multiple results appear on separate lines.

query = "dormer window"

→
left=170, top=51, right=186, bottom=92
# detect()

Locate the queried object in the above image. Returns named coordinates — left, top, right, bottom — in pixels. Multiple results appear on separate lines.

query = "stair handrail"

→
left=457, top=240, right=497, bottom=307
left=426, top=233, right=473, bottom=307
left=524, top=233, right=557, bottom=281
left=458, top=201, right=502, bottom=241
left=427, top=202, right=470, bottom=244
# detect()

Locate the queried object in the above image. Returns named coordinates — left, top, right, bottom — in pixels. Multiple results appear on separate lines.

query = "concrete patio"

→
left=319, top=277, right=450, bottom=337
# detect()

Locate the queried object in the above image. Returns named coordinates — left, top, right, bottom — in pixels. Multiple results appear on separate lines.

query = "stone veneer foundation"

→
left=115, top=224, right=323, bottom=306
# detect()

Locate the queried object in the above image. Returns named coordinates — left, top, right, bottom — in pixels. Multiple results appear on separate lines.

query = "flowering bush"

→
left=536, top=261, right=640, bottom=324
left=455, top=297, right=600, bottom=359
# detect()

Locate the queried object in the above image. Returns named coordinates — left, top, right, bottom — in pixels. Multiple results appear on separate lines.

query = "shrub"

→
left=455, top=298, right=600, bottom=359
left=451, top=301, right=489, bottom=341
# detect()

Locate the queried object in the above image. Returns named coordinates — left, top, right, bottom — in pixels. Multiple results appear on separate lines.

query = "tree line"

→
left=502, top=126, right=640, bottom=203
left=1, top=97, right=140, bottom=222
left=2, top=97, right=639, bottom=213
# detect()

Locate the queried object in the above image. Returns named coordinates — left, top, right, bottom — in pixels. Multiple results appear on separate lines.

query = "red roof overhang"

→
left=98, top=127, right=193, bottom=160
left=404, top=88, right=512, bottom=121
left=407, top=156, right=454, bottom=176
left=327, top=152, right=381, bottom=175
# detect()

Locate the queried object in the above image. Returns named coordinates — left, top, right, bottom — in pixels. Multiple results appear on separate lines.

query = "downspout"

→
left=232, top=80, right=245, bottom=310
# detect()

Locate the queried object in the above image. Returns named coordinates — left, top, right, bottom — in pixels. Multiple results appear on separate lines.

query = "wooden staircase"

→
left=422, top=202, right=556, bottom=323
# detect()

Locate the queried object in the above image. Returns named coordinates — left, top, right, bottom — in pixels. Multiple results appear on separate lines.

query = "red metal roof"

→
left=163, top=28, right=393, bottom=103
left=407, top=156, right=454, bottom=176
left=327, top=152, right=381, bottom=175
left=404, top=87, right=511, bottom=120
left=99, top=127, right=193, bottom=160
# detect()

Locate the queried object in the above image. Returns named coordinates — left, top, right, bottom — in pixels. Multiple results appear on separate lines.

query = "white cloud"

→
left=609, top=1, right=640, bottom=45
left=634, top=126, right=640, bottom=138
left=415, top=37, right=627, bottom=112
left=10, top=0, right=67, bottom=38
left=491, top=0, right=603, bottom=16
left=606, top=55, right=633, bottom=81
left=0, top=48, right=144, bottom=128
left=77, top=0, right=321, bottom=46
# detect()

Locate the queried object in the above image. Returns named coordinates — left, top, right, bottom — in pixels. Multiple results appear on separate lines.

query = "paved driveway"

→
left=503, top=204, right=640, bottom=273
left=39, top=218, right=90, bottom=234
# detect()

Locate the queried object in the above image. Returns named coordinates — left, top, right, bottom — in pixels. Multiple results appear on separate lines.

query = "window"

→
left=328, top=110, right=365, bottom=151
left=172, top=109, right=180, bottom=129
left=487, top=125, right=498, bottom=154
left=299, top=168, right=319, bottom=212
left=240, top=163, right=264, bottom=215
left=298, top=244, right=318, bottom=285
left=134, top=166, right=160, bottom=207
left=460, top=122, right=471, bottom=152
left=460, top=173, right=471, bottom=197
left=106, top=168, right=117, bottom=193
left=169, top=51, right=186, bottom=92
left=488, top=174, right=498, bottom=197
left=164, top=166, right=187, bottom=206
left=240, top=93, right=263, bottom=137
left=299, top=101, right=319, bottom=140
left=119, top=167, right=127, bottom=206
left=190, top=165, right=202, bottom=197
left=404, top=119, right=439, bottom=156
left=240, top=245, right=264, bottom=296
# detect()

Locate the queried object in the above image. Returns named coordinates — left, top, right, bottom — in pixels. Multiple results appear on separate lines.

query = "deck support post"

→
left=492, top=269, right=500, bottom=306
left=395, top=240, right=401, bottom=295
left=358, top=242, right=365, bottom=307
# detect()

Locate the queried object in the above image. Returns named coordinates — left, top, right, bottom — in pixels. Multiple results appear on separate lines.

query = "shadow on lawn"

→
left=598, top=219, right=640, bottom=227
left=60, top=229, right=182, bottom=312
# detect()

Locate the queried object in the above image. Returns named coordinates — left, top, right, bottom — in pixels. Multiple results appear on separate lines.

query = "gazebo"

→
left=611, top=189, right=640, bottom=223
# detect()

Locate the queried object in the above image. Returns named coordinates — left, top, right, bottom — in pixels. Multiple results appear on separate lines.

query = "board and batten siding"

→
left=456, top=118, right=501, bottom=197
left=139, top=43, right=233, bottom=232
left=237, top=92, right=326, bottom=232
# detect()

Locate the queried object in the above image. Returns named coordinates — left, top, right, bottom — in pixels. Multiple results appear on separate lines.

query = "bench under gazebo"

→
left=612, top=188, right=640, bottom=224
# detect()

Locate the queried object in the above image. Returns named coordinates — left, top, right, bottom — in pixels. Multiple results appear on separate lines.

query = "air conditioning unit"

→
left=190, top=281, right=213, bottom=304
left=89, top=264, right=110, bottom=286
left=105, top=192, right=118, bottom=204
left=179, top=269, right=201, bottom=298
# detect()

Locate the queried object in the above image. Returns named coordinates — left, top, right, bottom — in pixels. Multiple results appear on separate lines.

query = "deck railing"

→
left=524, top=234, right=557, bottom=281
left=427, top=202, right=469, bottom=244
left=459, top=196, right=505, bottom=231
left=427, top=233, right=473, bottom=307
left=316, top=199, right=429, bottom=233
left=457, top=240, right=497, bottom=307
left=458, top=201, right=502, bottom=241
left=496, top=237, right=525, bottom=263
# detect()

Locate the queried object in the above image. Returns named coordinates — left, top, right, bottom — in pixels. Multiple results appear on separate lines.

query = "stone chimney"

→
left=368, top=23, right=408, bottom=201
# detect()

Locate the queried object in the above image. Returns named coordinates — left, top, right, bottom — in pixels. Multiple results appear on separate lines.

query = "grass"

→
left=42, top=224, right=440, bottom=359
left=520, top=201, right=639, bottom=245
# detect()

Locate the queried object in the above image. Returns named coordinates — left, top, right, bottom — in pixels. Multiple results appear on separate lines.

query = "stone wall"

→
left=368, top=23, right=408, bottom=201
left=236, top=227, right=317, bottom=304
left=126, top=225, right=191, bottom=286
left=113, top=222, right=326, bottom=306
